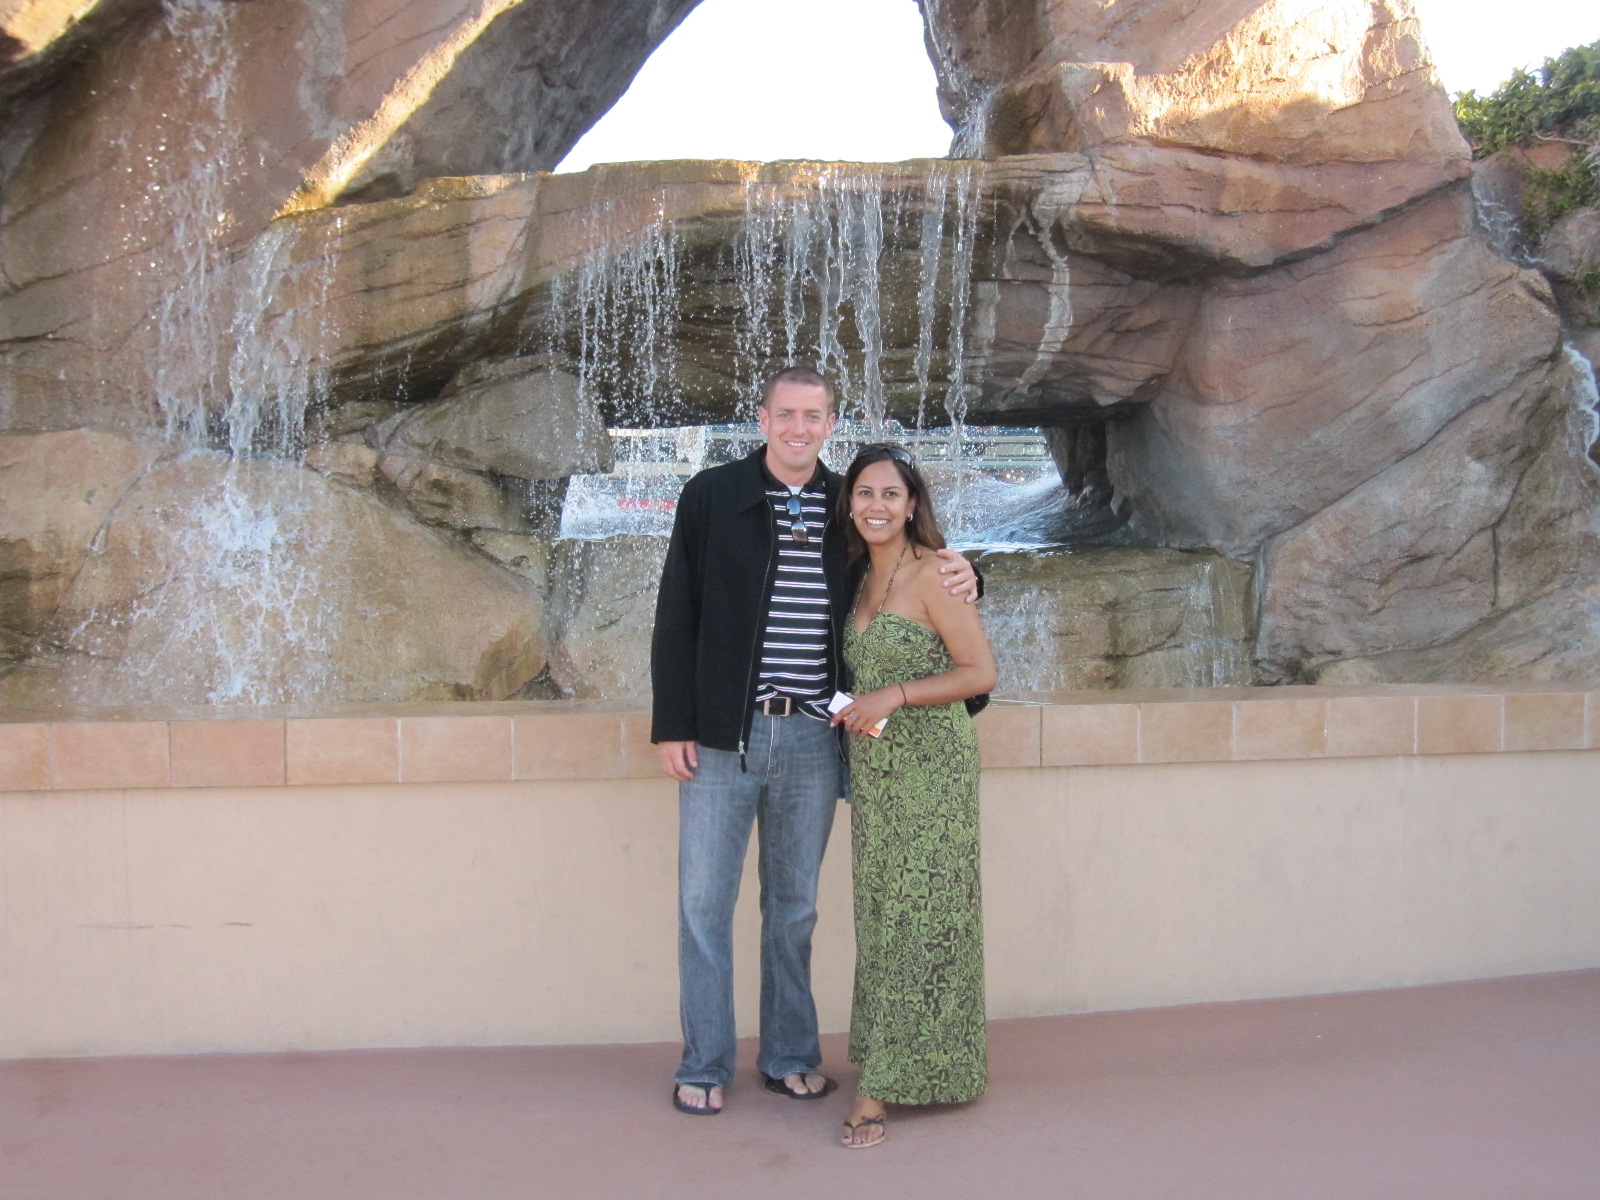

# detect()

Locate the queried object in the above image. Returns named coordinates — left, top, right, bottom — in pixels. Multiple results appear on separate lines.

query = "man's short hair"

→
left=762, top=365, right=835, bottom=411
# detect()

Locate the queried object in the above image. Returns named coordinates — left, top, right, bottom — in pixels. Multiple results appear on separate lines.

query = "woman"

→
left=830, top=443, right=997, bottom=1149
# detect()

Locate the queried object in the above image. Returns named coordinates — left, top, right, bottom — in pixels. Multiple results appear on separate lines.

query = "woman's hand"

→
left=830, top=687, right=903, bottom=737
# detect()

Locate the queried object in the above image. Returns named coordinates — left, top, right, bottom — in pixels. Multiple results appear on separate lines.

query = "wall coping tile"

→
left=3, top=683, right=1598, bottom=792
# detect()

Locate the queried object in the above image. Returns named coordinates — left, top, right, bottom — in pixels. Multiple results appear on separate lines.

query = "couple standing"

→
left=651, top=366, right=997, bottom=1148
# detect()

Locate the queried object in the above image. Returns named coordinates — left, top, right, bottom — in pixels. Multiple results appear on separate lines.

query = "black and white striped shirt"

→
left=754, top=480, right=833, bottom=720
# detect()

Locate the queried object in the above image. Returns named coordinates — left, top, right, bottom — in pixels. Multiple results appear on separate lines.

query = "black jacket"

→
left=650, top=448, right=854, bottom=754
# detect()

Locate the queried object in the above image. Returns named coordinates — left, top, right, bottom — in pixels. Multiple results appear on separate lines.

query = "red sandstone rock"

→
left=921, top=0, right=1465, bottom=166
left=1107, top=188, right=1561, bottom=552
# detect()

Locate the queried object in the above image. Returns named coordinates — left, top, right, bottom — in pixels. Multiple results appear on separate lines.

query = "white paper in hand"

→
left=829, top=690, right=887, bottom=737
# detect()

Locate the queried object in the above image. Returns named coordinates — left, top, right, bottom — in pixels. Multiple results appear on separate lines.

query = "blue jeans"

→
left=676, top=713, right=841, bottom=1089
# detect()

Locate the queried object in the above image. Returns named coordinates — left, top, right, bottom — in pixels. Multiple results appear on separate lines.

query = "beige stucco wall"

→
left=4, top=750, right=1598, bottom=1059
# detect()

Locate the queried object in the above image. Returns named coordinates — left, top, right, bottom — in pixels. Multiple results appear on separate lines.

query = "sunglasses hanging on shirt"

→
left=785, top=494, right=809, bottom=544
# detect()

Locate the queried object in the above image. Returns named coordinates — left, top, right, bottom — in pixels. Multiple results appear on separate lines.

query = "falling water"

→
left=1469, top=169, right=1531, bottom=265
left=559, top=419, right=1062, bottom=543
left=556, top=162, right=983, bottom=435
left=553, top=162, right=1066, bottom=554
left=140, top=0, right=341, bottom=463
left=55, top=0, right=355, bottom=706
left=175, top=217, right=345, bottom=705
left=918, top=0, right=994, bottom=158
left=147, top=0, right=242, bottom=446
left=1565, top=342, right=1600, bottom=469
left=976, top=548, right=1254, bottom=693
left=553, top=192, right=685, bottom=425
left=731, top=166, right=901, bottom=427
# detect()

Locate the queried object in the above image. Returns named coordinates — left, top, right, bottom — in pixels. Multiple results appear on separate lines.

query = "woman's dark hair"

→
left=838, top=443, right=947, bottom=564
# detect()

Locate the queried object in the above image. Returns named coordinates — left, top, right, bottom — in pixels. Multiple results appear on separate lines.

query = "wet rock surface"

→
left=975, top=547, right=1254, bottom=691
left=542, top=535, right=668, bottom=703
left=0, top=430, right=162, bottom=665
left=0, top=0, right=699, bottom=434
left=0, top=446, right=546, bottom=707
left=0, top=0, right=152, bottom=106
left=380, top=361, right=612, bottom=483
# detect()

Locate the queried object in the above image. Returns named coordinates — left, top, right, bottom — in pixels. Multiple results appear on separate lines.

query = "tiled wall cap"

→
left=3, top=686, right=1598, bottom=791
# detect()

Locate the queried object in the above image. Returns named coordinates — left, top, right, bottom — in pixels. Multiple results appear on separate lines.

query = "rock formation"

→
left=0, top=429, right=161, bottom=669
left=0, top=431, right=544, bottom=706
left=927, top=0, right=1600, bottom=685
left=976, top=547, right=1254, bottom=691
left=0, top=0, right=690, bottom=705
left=543, top=535, right=669, bottom=703
left=0, top=0, right=702, bottom=435
left=3, top=0, right=1600, bottom=705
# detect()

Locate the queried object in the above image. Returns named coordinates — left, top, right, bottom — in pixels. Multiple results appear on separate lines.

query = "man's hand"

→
left=935, top=547, right=980, bottom=604
left=657, top=740, right=699, bottom=782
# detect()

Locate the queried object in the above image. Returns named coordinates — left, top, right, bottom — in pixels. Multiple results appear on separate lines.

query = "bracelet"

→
left=898, top=683, right=909, bottom=707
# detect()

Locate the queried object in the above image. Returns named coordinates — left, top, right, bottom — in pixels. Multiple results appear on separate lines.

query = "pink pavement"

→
left=4, top=970, right=1598, bottom=1200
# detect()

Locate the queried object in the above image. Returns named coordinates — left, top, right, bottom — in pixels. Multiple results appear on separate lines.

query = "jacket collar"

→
left=733, top=446, right=838, bottom=510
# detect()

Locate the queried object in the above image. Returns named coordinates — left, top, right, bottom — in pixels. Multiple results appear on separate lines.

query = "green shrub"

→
left=1452, top=40, right=1600, bottom=241
left=1521, top=155, right=1599, bottom=238
left=1452, top=40, right=1600, bottom=155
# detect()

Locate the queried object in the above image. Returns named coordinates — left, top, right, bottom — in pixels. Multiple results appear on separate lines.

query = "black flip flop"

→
left=672, top=1082, right=723, bottom=1115
left=762, top=1073, right=838, bottom=1100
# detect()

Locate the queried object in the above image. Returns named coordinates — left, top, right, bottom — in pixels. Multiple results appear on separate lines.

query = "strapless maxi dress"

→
left=843, top=611, right=987, bottom=1105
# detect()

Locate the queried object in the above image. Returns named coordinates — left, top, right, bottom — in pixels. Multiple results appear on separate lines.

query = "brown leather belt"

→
left=756, top=696, right=796, bottom=716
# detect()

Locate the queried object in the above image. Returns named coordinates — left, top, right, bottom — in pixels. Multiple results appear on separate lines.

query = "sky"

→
left=556, top=0, right=1598, bottom=173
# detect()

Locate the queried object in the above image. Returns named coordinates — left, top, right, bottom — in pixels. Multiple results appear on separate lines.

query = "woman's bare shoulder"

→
left=900, top=546, right=944, bottom=589
left=912, top=549, right=983, bottom=625
left=898, top=548, right=951, bottom=606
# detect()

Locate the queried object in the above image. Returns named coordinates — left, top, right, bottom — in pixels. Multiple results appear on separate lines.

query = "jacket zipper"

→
left=739, top=488, right=782, bottom=773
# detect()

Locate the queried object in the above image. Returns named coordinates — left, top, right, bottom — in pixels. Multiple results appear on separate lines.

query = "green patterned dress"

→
left=844, top=612, right=987, bottom=1105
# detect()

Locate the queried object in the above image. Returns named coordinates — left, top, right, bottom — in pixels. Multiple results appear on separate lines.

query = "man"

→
left=651, top=366, right=978, bottom=1115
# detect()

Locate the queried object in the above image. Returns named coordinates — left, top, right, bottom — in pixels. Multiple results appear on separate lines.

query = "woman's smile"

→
left=852, top=460, right=913, bottom=544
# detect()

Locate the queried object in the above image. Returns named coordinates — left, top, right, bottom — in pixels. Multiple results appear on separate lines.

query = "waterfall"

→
left=732, top=166, right=894, bottom=430
left=1564, top=342, right=1600, bottom=470
left=918, top=0, right=995, bottom=158
left=225, top=221, right=341, bottom=460
left=58, top=0, right=354, bottom=706
left=557, top=162, right=983, bottom=436
left=1469, top=169, right=1530, bottom=265
left=552, top=192, right=685, bottom=426
left=143, top=0, right=341, bottom=463
left=548, top=160, right=1091, bottom=558
left=976, top=549, right=1253, bottom=693
left=147, top=0, right=242, bottom=447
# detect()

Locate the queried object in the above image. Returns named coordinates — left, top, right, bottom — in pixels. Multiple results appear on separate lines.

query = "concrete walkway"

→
left=4, top=971, right=1597, bottom=1200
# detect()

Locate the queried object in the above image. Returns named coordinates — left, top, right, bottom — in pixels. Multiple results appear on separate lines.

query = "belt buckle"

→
left=761, top=696, right=795, bottom=717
